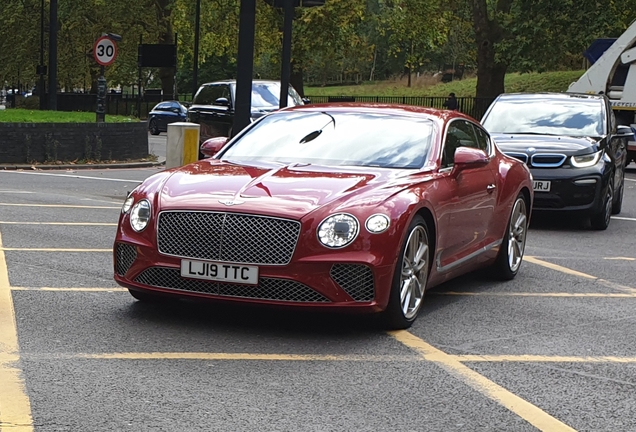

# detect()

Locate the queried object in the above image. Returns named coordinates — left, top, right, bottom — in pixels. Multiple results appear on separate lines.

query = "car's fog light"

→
left=130, top=199, right=151, bottom=232
left=573, top=178, right=597, bottom=185
left=317, top=214, right=359, bottom=248
left=365, top=214, right=390, bottom=233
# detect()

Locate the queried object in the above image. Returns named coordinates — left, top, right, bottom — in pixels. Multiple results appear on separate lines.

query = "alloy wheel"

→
left=507, top=197, right=527, bottom=272
left=399, top=225, right=429, bottom=320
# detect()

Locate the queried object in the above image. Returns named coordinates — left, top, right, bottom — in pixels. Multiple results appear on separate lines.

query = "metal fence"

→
left=305, top=95, right=494, bottom=120
left=33, top=93, right=493, bottom=121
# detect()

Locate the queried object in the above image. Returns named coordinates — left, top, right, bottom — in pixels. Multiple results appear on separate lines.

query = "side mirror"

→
left=616, top=125, right=634, bottom=137
left=200, top=137, right=229, bottom=158
left=213, top=97, right=231, bottom=107
left=452, top=147, right=489, bottom=174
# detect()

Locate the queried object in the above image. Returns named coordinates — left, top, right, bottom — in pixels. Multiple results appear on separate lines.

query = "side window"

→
left=193, top=85, right=223, bottom=105
left=156, top=102, right=170, bottom=111
left=441, top=120, right=480, bottom=168
left=472, top=124, right=491, bottom=154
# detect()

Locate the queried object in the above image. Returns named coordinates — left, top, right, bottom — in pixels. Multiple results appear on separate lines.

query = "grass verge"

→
left=0, top=109, right=138, bottom=123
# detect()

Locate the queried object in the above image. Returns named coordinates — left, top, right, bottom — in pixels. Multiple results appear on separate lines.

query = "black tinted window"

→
left=193, top=85, right=227, bottom=105
left=442, top=120, right=480, bottom=167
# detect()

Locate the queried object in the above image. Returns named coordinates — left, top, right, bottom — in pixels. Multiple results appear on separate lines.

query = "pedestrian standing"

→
left=443, top=92, right=458, bottom=110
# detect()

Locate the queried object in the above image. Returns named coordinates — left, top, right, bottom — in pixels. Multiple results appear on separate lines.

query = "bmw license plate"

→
left=181, top=259, right=258, bottom=285
left=533, top=180, right=551, bottom=192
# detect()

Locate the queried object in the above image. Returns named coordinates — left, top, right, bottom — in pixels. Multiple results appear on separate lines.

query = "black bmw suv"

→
left=481, top=92, right=629, bottom=230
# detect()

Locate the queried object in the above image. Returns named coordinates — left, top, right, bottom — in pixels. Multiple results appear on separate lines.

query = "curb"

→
left=0, top=160, right=165, bottom=171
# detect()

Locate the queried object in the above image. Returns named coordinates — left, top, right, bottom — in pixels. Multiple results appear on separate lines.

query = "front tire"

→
left=492, top=193, right=528, bottom=280
left=149, top=119, right=160, bottom=135
left=382, top=215, right=431, bottom=329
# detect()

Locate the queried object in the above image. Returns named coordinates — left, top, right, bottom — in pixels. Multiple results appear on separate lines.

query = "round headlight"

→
left=121, top=196, right=134, bottom=214
left=317, top=214, right=359, bottom=248
left=130, top=200, right=151, bottom=232
left=365, top=214, right=390, bottom=233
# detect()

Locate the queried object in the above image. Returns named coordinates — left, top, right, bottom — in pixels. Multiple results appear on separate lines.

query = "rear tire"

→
left=590, top=178, right=613, bottom=230
left=382, top=215, right=431, bottom=330
left=612, top=172, right=624, bottom=215
left=492, top=193, right=528, bottom=280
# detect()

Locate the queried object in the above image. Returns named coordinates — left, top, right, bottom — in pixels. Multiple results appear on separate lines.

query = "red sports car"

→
left=114, top=104, right=533, bottom=329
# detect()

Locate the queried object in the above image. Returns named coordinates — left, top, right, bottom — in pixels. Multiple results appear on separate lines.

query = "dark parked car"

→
left=187, top=80, right=305, bottom=142
left=148, top=101, right=187, bottom=135
left=481, top=92, right=628, bottom=230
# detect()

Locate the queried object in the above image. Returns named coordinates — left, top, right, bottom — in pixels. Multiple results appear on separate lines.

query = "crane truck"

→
left=567, top=20, right=636, bottom=164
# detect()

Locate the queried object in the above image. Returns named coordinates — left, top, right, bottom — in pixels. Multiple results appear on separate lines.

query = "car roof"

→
left=280, top=102, right=477, bottom=122
left=495, top=92, right=605, bottom=103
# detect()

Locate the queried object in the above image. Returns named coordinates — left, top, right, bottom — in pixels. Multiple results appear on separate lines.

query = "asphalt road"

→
left=1, top=163, right=635, bottom=431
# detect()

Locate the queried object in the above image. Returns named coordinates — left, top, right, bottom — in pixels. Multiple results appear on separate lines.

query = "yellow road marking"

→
left=390, top=330, right=576, bottom=432
left=525, top=256, right=597, bottom=280
left=0, top=222, right=117, bottom=226
left=604, top=257, right=635, bottom=261
left=78, top=353, right=407, bottom=362
left=0, top=203, right=118, bottom=209
left=25, top=351, right=636, bottom=365
left=454, top=355, right=636, bottom=363
left=436, top=291, right=636, bottom=298
left=0, top=232, right=34, bottom=431
left=10, top=287, right=126, bottom=292
left=525, top=256, right=636, bottom=293
left=0, top=248, right=111, bottom=252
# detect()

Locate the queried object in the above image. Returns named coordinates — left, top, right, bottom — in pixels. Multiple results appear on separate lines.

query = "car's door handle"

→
left=487, top=184, right=496, bottom=193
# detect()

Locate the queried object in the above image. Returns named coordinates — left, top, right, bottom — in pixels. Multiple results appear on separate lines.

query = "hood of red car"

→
left=158, top=159, right=391, bottom=219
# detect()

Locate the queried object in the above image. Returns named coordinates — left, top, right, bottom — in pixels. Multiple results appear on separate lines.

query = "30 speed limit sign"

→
left=93, top=36, right=118, bottom=66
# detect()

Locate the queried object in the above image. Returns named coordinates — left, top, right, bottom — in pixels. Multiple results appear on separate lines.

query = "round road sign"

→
left=93, top=36, right=118, bottom=66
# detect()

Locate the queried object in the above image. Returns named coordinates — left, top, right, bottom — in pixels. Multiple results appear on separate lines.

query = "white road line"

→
left=0, top=171, right=142, bottom=183
left=612, top=216, right=636, bottom=221
left=0, top=191, right=34, bottom=194
left=624, top=178, right=636, bottom=182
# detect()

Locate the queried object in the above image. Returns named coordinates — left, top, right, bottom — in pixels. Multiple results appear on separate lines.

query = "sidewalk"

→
left=0, top=156, right=166, bottom=171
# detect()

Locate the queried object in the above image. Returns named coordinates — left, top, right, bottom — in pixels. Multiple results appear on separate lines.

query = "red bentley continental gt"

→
left=114, top=104, right=533, bottom=329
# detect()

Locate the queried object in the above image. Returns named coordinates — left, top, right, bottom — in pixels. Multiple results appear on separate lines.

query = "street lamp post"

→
left=48, top=0, right=57, bottom=111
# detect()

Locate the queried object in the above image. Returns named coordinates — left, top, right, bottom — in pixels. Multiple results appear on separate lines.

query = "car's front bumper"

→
left=530, top=164, right=608, bottom=213
left=113, top=241, right=395, bottom=313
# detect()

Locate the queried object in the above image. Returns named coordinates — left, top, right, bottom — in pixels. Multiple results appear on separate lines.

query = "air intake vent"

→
left=115, top=243, right=137, bottom=276
left=330, top=264, right=375, bottom=302
left=134, top=267, right=330, bottom=303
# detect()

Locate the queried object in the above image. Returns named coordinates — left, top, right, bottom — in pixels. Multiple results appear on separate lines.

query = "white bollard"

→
left=166, top=122, right=200, bottom=169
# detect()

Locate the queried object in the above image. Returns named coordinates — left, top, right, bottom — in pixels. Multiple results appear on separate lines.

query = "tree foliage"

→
left=2, top=0, right=636, bottom=100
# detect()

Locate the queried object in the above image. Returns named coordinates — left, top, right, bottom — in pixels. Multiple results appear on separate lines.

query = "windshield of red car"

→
left=220, top=111, right=434, bottom=169
left=481, top=97, right=605, bottom=136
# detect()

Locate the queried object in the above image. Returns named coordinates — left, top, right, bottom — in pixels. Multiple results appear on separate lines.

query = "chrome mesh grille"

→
left=330, top=264, right=375, bottom=302
left=115, top=243, right=137, bottom=276
left=134, top=267, right=330, bottom=302
left=157, top=211, right=301, bottom=265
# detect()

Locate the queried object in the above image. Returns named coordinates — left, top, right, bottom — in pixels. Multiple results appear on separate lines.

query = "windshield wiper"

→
left=298, top=112, right=336, bottom=144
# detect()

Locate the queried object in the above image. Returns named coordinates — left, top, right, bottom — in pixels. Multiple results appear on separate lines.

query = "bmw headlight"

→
left=365, top=214, right=390, bottom=234
left=571, top=151, right=602, bottom=168
left=317, top=214, right=359, bottom=248
left=130, top=199, right=151, bottom=232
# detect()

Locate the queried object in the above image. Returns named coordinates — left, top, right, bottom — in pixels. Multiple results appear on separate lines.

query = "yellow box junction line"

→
left=0, top=231, right=34, bottom=431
